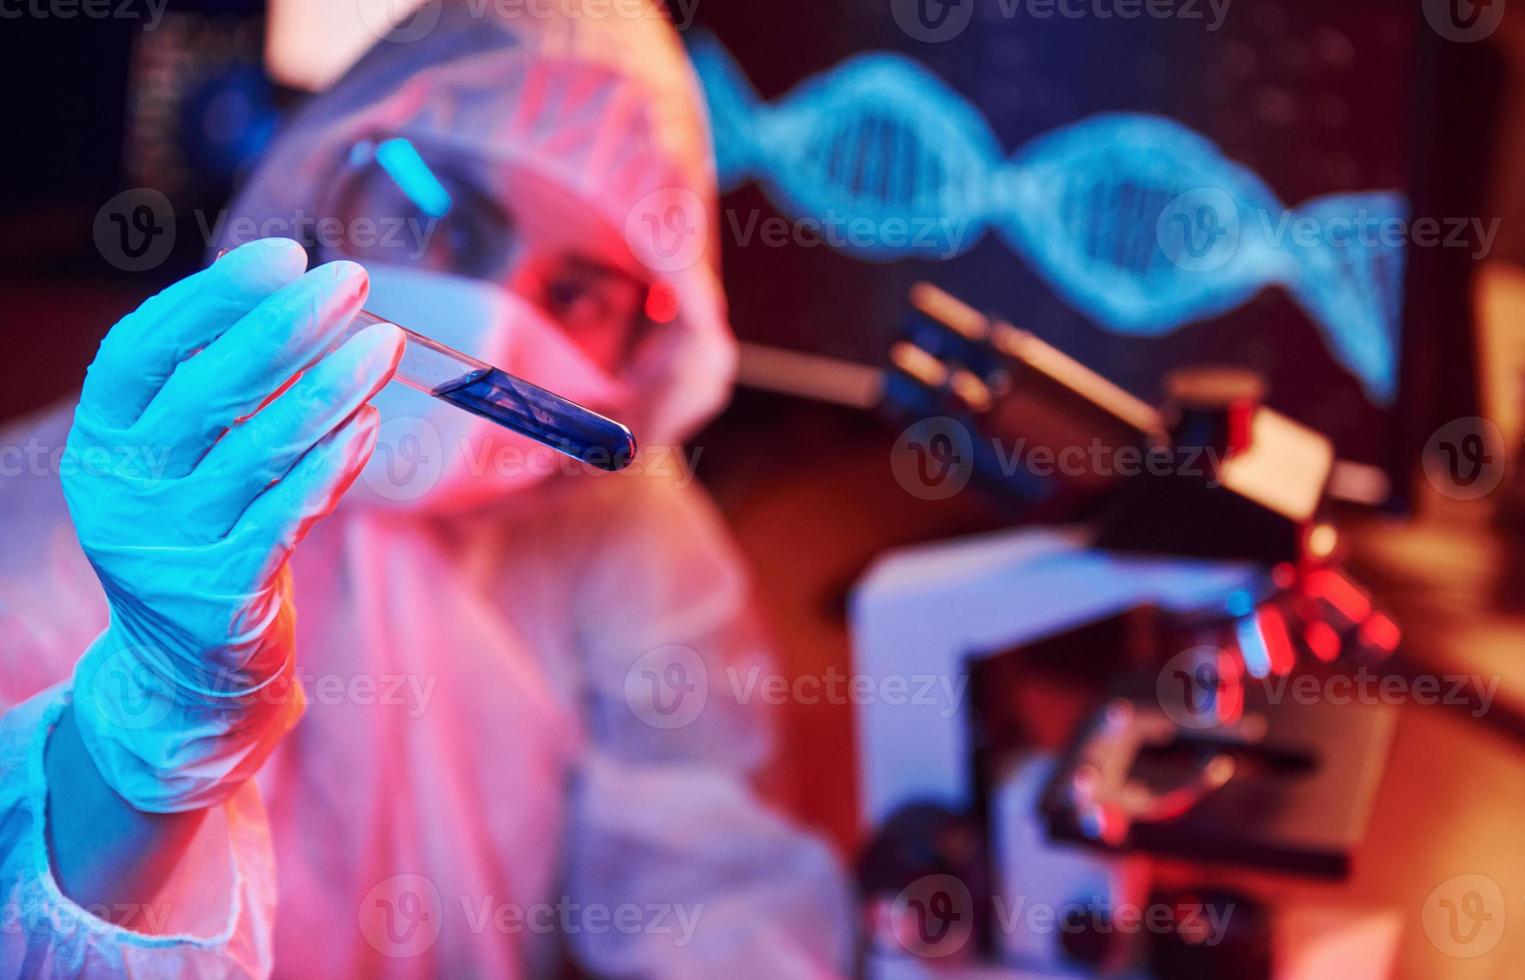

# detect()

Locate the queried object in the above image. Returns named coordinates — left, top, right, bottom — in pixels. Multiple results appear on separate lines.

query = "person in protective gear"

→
left=0, top=2, right=853, bottom=976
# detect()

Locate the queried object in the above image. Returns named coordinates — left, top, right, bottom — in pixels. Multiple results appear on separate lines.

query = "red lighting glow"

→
left=1304, top=569, right=1372, bottom=623
left=1359, top=612, right=1401, bottom=657
left=1305, top=620, right=1341, bottom=663
left=1257, top=605, right=1297, bottom=676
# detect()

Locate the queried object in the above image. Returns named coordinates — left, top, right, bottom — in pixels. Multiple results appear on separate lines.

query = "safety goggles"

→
left=311, top=134, right=676, bottom=332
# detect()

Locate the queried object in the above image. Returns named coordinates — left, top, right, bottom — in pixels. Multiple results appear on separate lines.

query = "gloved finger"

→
left=192, top=322, right=404, bottom=536
left=136, top=260, right=370, bottom=477
left=229, top=403, right=382, bottom=575
left=79, top=239, right=309, bottom=430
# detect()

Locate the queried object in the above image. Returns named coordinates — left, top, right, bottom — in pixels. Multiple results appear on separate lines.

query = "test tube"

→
left=348, top=310, right=637, bottom=472
left=211, top=249, right=636, bottom=471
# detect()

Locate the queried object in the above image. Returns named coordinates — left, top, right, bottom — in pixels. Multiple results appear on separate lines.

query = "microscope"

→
left=852, top=286, right=1399, bottom=978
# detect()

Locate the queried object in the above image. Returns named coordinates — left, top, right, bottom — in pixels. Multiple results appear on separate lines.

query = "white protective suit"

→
left=0, top=3, right=853, bottom=977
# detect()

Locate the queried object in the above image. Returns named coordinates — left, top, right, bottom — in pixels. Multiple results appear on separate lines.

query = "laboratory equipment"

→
left=850, top=284, right=1400, bottom=977
left=348, top=308, right=637, bottom=472
left=213, top=249, right=637, bottom=472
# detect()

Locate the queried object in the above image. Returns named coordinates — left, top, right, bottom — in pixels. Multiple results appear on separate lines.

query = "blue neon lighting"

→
left=691, top=36, right=1404, bottom=404
left=1235, top=615, right=1272, bottom=679
left=375, top=138, right=454, bottom=219
left=1226, top=590, right=1255, bottom=617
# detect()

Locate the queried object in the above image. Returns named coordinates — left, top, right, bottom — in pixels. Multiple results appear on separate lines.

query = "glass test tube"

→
left=211, top=249, right=637, bottom=472
left=348, top=310, right=637, bottom=472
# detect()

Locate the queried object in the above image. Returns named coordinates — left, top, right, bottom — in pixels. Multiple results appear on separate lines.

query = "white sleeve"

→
left=0, top=686, right=279, bottom=979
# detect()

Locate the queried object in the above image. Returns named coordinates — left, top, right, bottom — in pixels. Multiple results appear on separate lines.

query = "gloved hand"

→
left=63, top=238, right=403, bottom=813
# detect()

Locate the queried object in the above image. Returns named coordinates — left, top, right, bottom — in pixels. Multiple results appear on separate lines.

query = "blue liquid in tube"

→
left=433, top=367, right=637, bottom=472
left=209, top=252, right=637, bottom=471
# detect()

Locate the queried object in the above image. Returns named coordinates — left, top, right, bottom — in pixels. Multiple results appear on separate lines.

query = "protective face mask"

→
left=349, top=264, right=634, bottom=511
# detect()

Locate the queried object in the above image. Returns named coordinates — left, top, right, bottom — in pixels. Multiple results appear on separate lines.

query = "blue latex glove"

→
left=63, top=238, right=402, bottom=812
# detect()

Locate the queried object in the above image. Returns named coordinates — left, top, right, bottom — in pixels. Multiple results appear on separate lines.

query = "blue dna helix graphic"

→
left=691, top=36, right=1405, bottom=403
